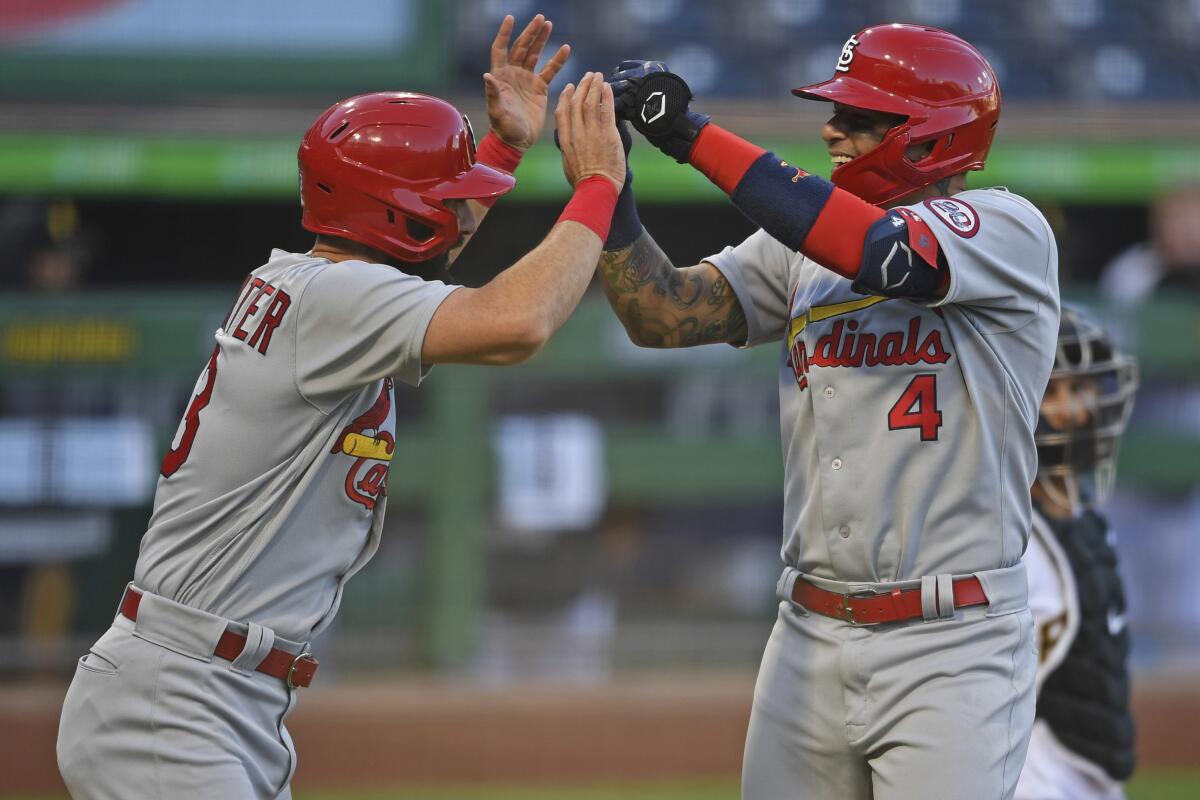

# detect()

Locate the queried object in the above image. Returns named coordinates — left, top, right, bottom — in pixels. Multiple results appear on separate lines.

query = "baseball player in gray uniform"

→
left=56, top=15, right=627, bottom=799
left=599, top=24, right=1059, bottom=800
left=1016, top=309, right=1138, bottom=800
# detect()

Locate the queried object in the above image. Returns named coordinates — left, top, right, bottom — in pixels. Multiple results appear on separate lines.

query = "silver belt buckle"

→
left=842, top=588, right=887, bottom=626
left=841, top=593, right=857, bottom=625
left=286, top=651, right=313, bottom=689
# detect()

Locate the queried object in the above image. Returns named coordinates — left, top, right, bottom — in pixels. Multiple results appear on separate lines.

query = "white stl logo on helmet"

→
left=835, top=35, right=860, bottom=72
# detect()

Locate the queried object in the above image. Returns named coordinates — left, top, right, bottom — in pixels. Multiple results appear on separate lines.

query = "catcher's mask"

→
left=298, top=92, right=515, bottom=264
left=793, top=24, right=1001, bottom=206
left=1035, top=308, right=1139, bottom=513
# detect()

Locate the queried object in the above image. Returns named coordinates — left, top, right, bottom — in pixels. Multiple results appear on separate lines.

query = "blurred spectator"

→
left=1093, top=180, right=1200, bottom=671
left=1100, top=181, right=1200, bottom=304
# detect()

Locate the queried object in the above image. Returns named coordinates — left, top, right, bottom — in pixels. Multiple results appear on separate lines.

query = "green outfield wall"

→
left=1, top=136, right=1198, bottom=202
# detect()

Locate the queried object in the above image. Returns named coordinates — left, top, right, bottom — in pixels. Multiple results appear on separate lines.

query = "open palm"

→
left=484, top=14, right=571, bottom=151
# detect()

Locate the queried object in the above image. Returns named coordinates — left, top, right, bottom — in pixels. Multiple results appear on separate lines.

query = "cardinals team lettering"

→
left=788, top=316, right=951, bottom=391
left=332, top=378, right=395, bottom=510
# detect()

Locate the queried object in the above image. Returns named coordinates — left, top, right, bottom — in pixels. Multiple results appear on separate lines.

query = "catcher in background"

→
left=1016, top=308, right=1139, bottom=800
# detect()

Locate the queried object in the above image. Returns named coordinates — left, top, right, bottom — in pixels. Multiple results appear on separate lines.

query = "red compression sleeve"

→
left=475, top=132, right=525, bottom=208
left=800, top=188, right=888, bottom=279
left=687, top=124, right=766, bottom=195
left=557, top=176, right=620, bottom=242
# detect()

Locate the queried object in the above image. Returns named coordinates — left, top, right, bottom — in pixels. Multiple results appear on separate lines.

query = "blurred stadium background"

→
left=1, top=0, right=1199, bottom=797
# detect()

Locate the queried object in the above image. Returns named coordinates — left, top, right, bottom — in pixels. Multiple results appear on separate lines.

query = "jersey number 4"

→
left=888, top=374, right=942, bottom=441
left=161, top=345, right=219, bottom=477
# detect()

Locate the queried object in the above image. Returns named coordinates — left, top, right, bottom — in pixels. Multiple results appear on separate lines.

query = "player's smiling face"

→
left=822, top=103, right=906, bottom=167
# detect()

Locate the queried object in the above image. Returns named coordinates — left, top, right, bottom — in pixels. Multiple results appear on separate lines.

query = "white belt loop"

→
left=230, top=622, right=276, bottom=675
left=777, top=567, right=798, bottom=602
left=936, top=573, right=956, bottom=619
left=920, top=575, right=939, bottom=621
left=778, top=567, right=809, bottom=615
left=114, top=581, right=136, bottom=622
left=976, top=561, right=1029, bottom=617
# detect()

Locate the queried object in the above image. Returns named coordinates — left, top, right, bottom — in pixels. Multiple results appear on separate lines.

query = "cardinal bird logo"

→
left=332, top=378, right=395, bottom=510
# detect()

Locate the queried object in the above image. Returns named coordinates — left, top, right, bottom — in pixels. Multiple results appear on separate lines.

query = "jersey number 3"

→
left=161, top=345, right=219, bottom=477
left=888, top=374, right=942, bottom=441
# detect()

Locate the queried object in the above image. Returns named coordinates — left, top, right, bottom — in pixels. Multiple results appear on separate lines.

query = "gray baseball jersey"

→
left=134, top=249, right=457, bottom=643
left=707, top=188, right=1060, bottom=582
left=719, top=187, right=1057, bottom=800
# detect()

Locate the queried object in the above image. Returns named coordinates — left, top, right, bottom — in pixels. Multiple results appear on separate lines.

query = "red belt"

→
left=119, top=587, right=318, bottom=689
left=791, top=576, right=987, bottom=625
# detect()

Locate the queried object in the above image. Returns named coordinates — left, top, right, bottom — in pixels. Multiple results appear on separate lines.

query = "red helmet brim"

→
left=426, top=162, right=516, bottom=202
left=792, top=75, right=921, bottom=119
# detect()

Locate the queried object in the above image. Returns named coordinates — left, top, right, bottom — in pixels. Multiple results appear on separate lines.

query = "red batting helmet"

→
left=298, top=92, right=515, bottom=263
left=793, top=24, right=1001, bottom=206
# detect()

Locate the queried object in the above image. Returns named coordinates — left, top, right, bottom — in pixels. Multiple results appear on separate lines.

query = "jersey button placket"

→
left=831, top=457, right=843, bottom=471
left=824, top=386, right=836, bottom=399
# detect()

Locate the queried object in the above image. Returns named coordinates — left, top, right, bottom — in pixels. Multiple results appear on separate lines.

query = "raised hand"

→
left=484, top=14, right=571, bottom=151
left=607, top=60, right=710, bottom=163
left=555, top=73, right=625, bottom=191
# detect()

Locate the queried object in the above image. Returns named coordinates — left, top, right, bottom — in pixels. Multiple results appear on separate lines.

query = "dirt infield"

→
left=4, top=673, right=1198, bottom=794
left=287, top=676, right=753, bottom=790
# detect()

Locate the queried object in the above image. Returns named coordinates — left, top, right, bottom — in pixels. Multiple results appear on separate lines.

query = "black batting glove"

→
left=609, top=60, right=710, bottom=163
left=616, top=118, right=633, bottom=158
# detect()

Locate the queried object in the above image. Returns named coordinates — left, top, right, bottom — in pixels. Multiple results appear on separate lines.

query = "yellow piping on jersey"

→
left=787, top=295, right=890, bottom=348
left=339, top=433, right=394, bottom=461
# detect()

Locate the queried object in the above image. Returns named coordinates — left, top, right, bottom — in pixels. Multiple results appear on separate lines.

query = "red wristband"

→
left=557, top=176, right=620, bottom=242
left=476, top=131, right=524, bottom=173
left=475, top=132, right=525, bottom=208
left=688, top=124, right=766, bottom=195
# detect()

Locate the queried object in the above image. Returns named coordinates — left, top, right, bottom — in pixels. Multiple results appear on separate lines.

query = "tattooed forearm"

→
left=600, top=233, right=673, bottom=296
left=622, top=299, right=671, bottom=348
left=708, top=275, right=730, bottom=305
left=597, top=231, right=749, bottom=348
left=663, top=269, right=705, bottom=308
left=701, top=302, right=747, bottom=344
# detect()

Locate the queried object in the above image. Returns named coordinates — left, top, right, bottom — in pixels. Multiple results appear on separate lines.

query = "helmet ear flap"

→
left=379, top=206, right=441, bottom=245
left=931, top=133, right=960, bottom=160
left=372, top=193, right=458, bottom=255
left=913, top=132, right=954, bottom=168
left=405, top=217, right=436, bottom=243
left=397, top=197, right=460, bottom=255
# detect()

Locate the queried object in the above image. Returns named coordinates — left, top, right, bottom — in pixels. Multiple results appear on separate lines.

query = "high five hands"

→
left=554, top=72, right=626, bottom=192
left=484, top=14, right=571, bottom=150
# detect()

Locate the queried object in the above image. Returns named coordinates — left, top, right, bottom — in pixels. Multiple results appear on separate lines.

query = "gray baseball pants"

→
left=742, top=565, right=1037, bottom=800
left=57, top=587, right=303, bottom=799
